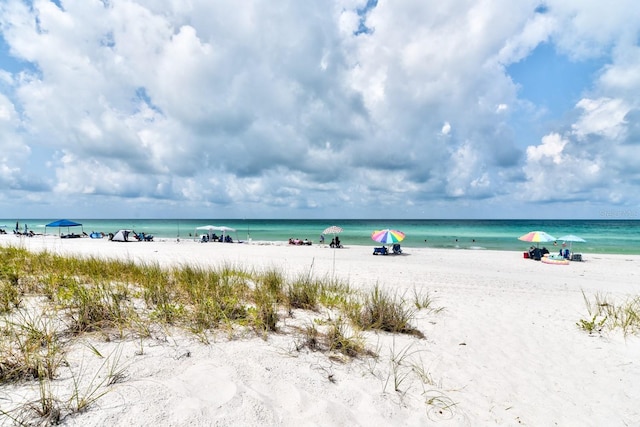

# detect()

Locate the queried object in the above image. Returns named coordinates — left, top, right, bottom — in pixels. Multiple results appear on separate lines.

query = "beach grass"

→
left=578, top=291, right=640, bottom=336
left=286, top=272, right=321, bottom=312
left=349, top=285, right=424, bottom=338
left=0, top=245, right=435, bottom=423
left=1, top=309, right=64, bottom=383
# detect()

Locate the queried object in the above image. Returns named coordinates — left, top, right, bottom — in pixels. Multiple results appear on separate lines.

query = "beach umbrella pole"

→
left=322, top=226, right=343, bottom=277
left=332, top=244, right=336, bottom=276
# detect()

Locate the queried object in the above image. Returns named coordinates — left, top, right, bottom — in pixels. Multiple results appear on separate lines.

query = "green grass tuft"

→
left=349, top=285, right=424, bottom=338
left=578, top=291, right=640, bottom=336
left=0, top=243, right=445, bottom=421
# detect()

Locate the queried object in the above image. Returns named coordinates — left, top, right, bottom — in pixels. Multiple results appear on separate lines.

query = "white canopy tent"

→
left=195, top=225, right=237, bottom=242
left=195, top=225, right=217, bottom=242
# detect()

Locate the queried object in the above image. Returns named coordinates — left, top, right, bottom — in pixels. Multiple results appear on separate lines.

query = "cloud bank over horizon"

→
left=0, top=0, right=639, bottom=219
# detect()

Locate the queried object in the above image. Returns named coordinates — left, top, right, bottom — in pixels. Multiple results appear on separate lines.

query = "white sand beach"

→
left=1, top=234, right=639, bottom=426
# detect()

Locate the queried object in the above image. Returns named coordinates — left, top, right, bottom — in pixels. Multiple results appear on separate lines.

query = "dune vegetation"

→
left=0, top=245, right=441, bottom=424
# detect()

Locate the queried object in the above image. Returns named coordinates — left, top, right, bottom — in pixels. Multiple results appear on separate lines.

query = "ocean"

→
left=3, top=219, right=639, bottom=255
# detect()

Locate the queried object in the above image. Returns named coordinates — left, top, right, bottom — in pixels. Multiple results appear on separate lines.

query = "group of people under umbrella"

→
left=196, top=225, right=236, bottom=243
left=519, top=231, right=586, bottom=262
left=321, top=225, right=345, bottom=248
left=320, top=226, right=406, bottom=274
left=320, top=226, right=405, bottom=255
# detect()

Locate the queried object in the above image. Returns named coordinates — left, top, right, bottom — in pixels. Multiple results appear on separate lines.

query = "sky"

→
left=0, top=0, right=639, bottom=220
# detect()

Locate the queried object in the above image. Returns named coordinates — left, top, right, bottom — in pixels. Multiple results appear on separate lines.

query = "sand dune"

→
left=2, top=234, right=639, bottom=426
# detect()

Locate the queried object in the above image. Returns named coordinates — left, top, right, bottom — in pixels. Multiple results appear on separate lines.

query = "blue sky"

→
left=0, top=0, right=639, bottom=220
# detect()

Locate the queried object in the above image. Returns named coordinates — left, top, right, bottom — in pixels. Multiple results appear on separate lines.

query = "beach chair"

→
left=392, top=244, right=402, bottom=255
left=373, top=246, right=388, bottom=255
left=570, top=253, right=583, bottom=262
left=533, top=248, right=542, bottom=261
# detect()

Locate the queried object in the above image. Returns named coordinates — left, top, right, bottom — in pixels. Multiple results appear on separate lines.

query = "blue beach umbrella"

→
left=45, top=219, right=84, bottom=235
left=557, top=234, right=586, bottom=243
left=557, top=234, right=586, bottom=253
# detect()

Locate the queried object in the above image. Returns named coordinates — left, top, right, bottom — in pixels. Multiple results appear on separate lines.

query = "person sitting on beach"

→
left=335, top=236, right=342, bottom=248
left=528, top=246, right=535, bottom=259
left=330, top=238, right=336, bottom=248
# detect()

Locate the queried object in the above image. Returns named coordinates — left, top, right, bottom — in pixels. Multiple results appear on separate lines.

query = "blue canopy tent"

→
left=45, top=219, right=84, bottom=237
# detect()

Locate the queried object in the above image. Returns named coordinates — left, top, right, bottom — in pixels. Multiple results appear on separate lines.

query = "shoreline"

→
left=2, top=232, right=638, bottom=262
left=1, top=234, right=639, bottom=425
left=5, top=217, right=638, bottom=255
left=3, top=231, right=637, bottom=254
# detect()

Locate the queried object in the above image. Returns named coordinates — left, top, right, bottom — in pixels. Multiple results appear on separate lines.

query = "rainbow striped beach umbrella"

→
left=518, top=231, right=556, bottom=246
left=371, top=229, right=406, bottom=245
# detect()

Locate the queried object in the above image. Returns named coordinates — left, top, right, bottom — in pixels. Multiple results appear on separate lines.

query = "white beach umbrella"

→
left=323, top=225, right=343, bottom=235
left=195, top=225, right=218, bottom=241
left=322, top=225, right=343, bottom=274
left=196, top=225, right=217, bottom=230
left=211, top=226, right=236, bottom=242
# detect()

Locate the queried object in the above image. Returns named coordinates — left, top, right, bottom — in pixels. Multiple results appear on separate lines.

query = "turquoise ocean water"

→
left=3, top=219, right=639, bottom=255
